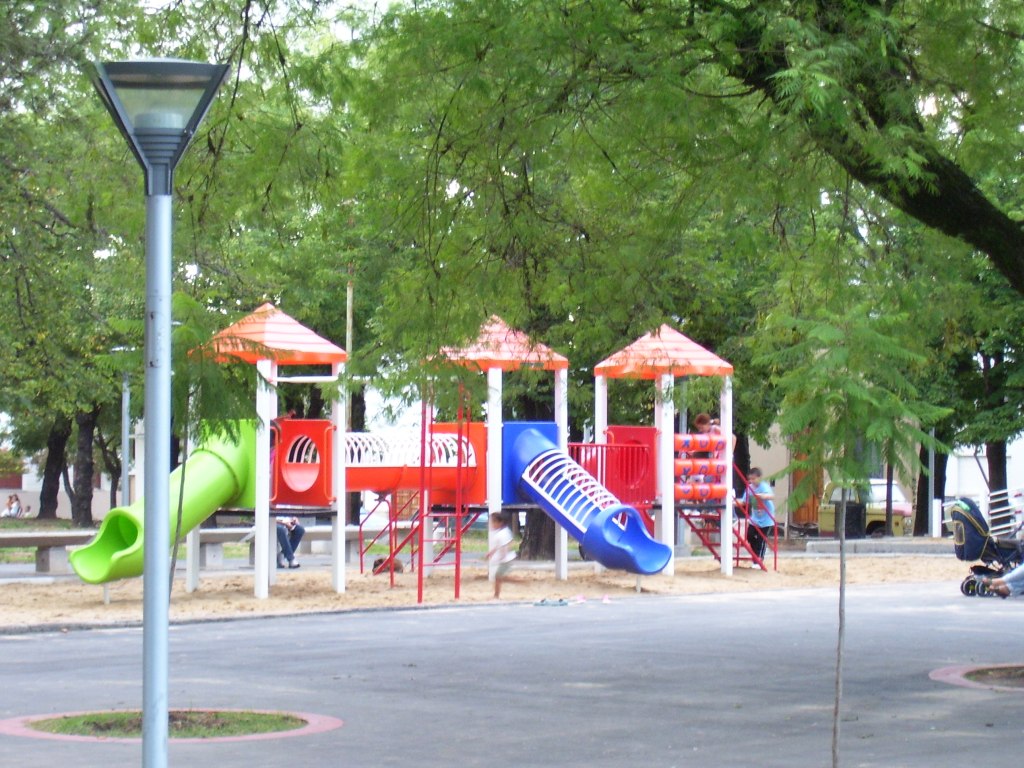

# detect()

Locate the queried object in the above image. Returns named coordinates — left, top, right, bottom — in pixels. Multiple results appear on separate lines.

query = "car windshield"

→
left=828, top=481, right=908, bottom=504
left=866, top=482, right=907, bottom=504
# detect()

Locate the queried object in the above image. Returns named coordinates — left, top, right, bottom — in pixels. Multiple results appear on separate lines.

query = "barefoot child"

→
left=485, top=512, right=516, bottom=599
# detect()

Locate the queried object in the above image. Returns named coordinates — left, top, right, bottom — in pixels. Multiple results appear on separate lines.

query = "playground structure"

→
left=70, top=309, right=683, bottom=597
left=569, top=424, right=777, bottom=572
left=594, top=324, right=740, bottom=575
left=673, top=432, right=778, bottom=571
left=69, top=308, right=770, bottom=597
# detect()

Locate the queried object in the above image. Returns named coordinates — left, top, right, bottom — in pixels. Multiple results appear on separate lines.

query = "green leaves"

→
left=759, top=254, right=950, bottom=509
left=1, top=0, right=1022, bottom=505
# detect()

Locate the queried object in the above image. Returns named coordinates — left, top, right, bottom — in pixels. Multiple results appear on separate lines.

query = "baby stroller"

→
left=946, top=497, right=1024, bottom=597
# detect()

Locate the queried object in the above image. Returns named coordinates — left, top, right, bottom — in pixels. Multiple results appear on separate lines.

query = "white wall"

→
left=749, top=424, right=791, bottom=516
left=943, top=439, right=1024, bottom=501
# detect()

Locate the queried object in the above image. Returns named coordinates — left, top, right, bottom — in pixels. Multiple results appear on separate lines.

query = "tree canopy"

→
left=1, top=0, right=1023, bottom=516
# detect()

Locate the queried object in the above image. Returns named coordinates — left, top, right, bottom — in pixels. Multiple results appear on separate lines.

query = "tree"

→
left=6, top=0, right=1024, bottom=535
left=758, top=279, right=946, bottom=764
left=347, top=1, right=1024, bottom=380
left=717, top=1, right=1024, bottom=294
left=0, top=1, right=144, bottom=518
left=1, top=1, right=369, bottom=519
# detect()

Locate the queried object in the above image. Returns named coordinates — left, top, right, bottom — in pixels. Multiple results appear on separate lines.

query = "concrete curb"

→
left=804, top=536, right=953, bottom=555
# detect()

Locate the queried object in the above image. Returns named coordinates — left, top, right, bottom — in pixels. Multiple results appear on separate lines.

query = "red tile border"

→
left=930, top=664, right=1024, bottom=693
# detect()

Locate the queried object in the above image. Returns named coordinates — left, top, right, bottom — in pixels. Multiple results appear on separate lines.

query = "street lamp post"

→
left=91, top=58, right=227, bottom=768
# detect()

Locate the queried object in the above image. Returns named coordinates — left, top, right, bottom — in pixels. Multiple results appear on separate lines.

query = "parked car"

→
left=818, top=479, right=913, bottom=537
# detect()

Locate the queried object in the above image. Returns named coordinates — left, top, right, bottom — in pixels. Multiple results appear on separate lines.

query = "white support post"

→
left=720, top=377, right=734, bottom=576
left=422, top=400, right=438, bottom=576
left=486, top=367, right=503, bottom=581
left=656, top=374, right=676, bottom=576
left=134, top=421, right=146, bottom=510
left=554, top=367, right=569, bottom=581
left=254, top=359, right=275, bottom=598
left=594, top=376, right=608, bottom=444
left=931, top=498, right=943, bottom=539
left=927, top=430, right=936, bottom=538
left=332, top=361, right=347, bottom=593
left=677, top=379, right=693, bottom=552
left=591, top=375, right=610, bottom=575
left=185, top=526, right=200, bottom=593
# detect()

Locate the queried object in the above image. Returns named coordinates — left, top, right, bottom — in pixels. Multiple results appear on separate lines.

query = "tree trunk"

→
left=72, top=406, right=99, bottom=527
left=732, top=434, right=750, bottom=495
left=986, top=440, right=1007, bottom=494
left=307, top=388, right=323, bottom=420
left=93, top=424, right=122, bottom=510
left=348, top=389, right=367, bottom=524
left=519, top=509, right=555, bottom=560
left=37, top=415, right=72, bottom=519
left=884, top=464, right=895, bottom=537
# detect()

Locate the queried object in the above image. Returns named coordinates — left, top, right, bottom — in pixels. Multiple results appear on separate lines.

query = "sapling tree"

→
left=758, top=267, right=947, bottom=764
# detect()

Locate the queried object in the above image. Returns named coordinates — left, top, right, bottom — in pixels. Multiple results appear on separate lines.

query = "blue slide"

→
left=507, top=428, right=672, bottom=575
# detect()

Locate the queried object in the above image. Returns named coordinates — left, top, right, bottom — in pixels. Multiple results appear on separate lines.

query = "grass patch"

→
left=454, top=529, right=489, bottom=552
left=365, top=527, right=490, bottom=555
left=31, top=710, right=306, bottom=739
left=0, top=517, right=77, bottom=531
left=0, top=549, right=33, bottom=564
left=965, top=666, right=1024, bottom=688
left=223, top=543, right=249, bottom=559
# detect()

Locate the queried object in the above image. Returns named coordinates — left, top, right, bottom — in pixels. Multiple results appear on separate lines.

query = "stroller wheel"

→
left=961, top=576, right=979, bottom=597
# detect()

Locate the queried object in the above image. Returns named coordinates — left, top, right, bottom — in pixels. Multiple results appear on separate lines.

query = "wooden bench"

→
left=182, top=521, right=367, bottom=593
left=0, top=519, right=403, bottom=579
left=0, top=530, right=97, bottom=574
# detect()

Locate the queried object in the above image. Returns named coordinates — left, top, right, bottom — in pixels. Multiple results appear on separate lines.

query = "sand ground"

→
left=0, top=552, right=971, bottom=632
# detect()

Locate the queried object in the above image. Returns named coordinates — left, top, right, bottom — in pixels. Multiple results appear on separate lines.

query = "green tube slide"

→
left=69, top=421, right=257, bottom=585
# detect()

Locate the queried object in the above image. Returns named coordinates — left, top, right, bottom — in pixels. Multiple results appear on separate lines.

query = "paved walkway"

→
left=0, top=573, right=1020, bottom=767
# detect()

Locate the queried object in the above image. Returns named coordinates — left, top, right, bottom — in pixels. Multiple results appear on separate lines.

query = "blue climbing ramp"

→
left=507, top=428, right=672, bottom=575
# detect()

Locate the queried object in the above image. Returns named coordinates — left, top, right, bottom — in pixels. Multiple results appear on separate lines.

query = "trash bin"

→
left=833, top=502, right=866, bottom=540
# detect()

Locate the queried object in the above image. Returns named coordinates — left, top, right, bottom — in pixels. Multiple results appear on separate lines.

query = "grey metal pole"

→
left=122, top=370, right=131, bottom=507
left=90, top=60, right=228, bottom=768
left=142, top=191, right=172, bottom=767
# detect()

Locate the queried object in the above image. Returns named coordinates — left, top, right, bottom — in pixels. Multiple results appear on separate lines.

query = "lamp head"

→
left=92, top=58, right=228, bottom=196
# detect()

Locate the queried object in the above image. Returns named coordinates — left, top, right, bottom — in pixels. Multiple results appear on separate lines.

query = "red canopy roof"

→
left=439, top=315, right=568, bottom=372
left=208, top=303, right=347, bottom=366
left=594, top=324, right=732, bottom=379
